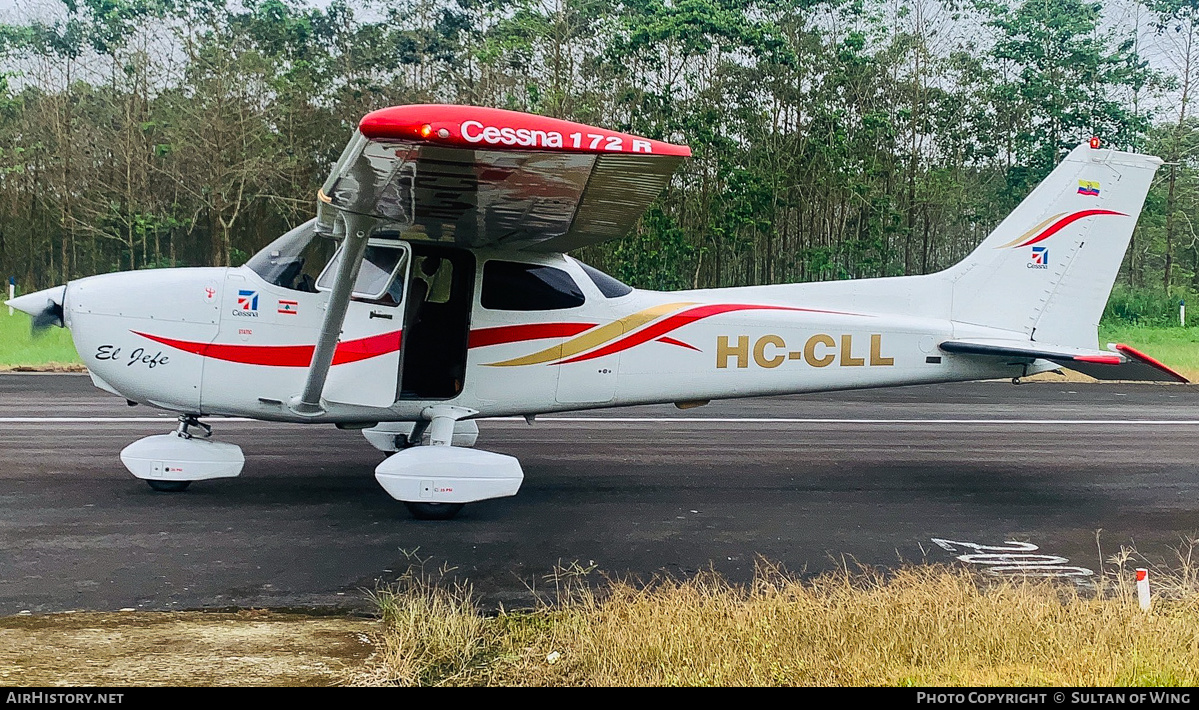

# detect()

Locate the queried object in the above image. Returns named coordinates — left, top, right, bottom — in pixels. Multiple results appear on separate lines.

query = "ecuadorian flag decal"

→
left=1078, top=180, right=1101, bottom=197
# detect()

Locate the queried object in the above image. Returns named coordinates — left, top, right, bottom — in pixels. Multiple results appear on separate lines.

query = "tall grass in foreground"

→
left=358, top=559, right=1199, bottom=687
left=1097, top=324, right=1199, bottom=380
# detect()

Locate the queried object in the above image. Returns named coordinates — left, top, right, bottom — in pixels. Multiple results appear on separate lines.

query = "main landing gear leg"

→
left=402, top=409, right=464, bottom=520
left=374, top=405, right=524, bottom=521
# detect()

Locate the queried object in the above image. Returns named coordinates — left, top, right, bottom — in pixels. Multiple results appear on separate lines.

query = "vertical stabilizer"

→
left=947, top=143, right=1161, bottom=349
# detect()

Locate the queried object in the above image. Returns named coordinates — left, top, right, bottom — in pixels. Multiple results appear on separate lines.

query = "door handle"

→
left=370, top=311, right=393, bottom=320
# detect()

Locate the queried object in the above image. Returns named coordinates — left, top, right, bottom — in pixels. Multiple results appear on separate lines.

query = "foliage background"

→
left=2, top=0, right=1199, bottom=325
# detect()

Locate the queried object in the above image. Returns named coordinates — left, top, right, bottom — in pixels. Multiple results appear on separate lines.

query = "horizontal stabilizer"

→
left=939, top=339, right=1188, bottom=383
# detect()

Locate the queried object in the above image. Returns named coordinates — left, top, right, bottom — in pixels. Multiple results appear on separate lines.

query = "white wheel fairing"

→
left=120, top=433, right=244, bottom=482
left=375, top=446, right=522, bottom=504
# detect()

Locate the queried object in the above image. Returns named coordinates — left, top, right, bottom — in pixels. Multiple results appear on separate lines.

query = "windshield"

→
left=246, top=219, right=335, bottom=293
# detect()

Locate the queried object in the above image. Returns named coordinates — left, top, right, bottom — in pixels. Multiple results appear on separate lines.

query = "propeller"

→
left=6, top=285, right=67, bottom=332
left=30, top=298, right=64, bottom=332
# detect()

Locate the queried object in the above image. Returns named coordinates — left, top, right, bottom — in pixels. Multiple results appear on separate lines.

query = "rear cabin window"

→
left=482, top=261, right=585, bottom=311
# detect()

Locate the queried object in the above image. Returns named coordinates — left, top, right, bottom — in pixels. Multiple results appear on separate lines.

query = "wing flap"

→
left=316, top=105, right=689, bottom=252
left=939, top=338, right=1189, bottom=383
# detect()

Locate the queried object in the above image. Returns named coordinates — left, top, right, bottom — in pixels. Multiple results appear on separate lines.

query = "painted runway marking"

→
left=0, top=417, right=254, bottom=423
left=502, top=417, right=1199, bottom=425
left=932, top=538, right=1094, bottom=577
left=3, top=416, right=1199, bottom=425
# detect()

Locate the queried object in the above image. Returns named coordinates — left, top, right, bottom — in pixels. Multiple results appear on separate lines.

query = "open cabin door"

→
left=321, top=239, right=411, bottom=407
left=398, top=245, right=475, bottom=400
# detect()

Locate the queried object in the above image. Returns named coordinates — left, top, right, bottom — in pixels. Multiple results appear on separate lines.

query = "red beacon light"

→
left=1089, top=136, right=1101, bottom=149
left=417, top=124, right=451, bottom=140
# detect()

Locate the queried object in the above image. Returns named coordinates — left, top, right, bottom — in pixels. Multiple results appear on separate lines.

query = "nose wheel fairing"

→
left=120, top=416, right=244, bottom=487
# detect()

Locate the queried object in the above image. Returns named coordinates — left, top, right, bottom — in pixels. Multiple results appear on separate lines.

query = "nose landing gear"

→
left=120, top=414, right=244, bottom=492
left=176, top=414, right=211, bottom=440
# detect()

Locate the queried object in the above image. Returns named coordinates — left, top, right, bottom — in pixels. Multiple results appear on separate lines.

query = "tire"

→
left=146, top=480, right=191, bottom=492
left=404, top=501, right=464, bottom=521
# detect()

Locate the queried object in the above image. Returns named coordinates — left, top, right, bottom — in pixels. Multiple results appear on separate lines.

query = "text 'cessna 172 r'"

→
left=7, top=105, right=1187, bottom=519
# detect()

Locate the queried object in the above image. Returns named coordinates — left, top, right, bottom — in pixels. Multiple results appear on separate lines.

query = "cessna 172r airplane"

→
left=7, top=105, right=1187, bottom=519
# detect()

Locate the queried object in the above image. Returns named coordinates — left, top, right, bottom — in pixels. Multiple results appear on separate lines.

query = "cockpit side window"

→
left=316, top=241, right=410, bottom=304
left=481, top=260, right=585, bottom=311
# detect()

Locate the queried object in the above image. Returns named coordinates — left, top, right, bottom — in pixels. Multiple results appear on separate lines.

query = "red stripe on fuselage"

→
left=1016, top=209, right=1126, bottom=248
left=656, top=336, right=701, bottom=352
left=133, top=330, right=402, bottom=367
left=558, top=304, right=861, bottom=365
left=135, top=322, right=590, bottom=368
left=135, top=304, right=856, bottom=369
left=468, top=322, right=596, bottom=348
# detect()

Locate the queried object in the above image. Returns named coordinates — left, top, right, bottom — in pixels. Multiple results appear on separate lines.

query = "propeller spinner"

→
left=6, top=285, right=66, bottom=331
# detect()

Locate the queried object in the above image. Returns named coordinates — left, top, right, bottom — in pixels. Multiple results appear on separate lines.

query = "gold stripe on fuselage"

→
left=484, top=302, right=695, bottom=367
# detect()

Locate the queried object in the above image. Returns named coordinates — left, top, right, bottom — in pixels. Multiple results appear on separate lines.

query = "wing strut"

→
left=289, top=212, right=378, bottom=416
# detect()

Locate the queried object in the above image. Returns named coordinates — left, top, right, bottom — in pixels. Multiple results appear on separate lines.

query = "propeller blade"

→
left=30, top=299, right=64, bottom=331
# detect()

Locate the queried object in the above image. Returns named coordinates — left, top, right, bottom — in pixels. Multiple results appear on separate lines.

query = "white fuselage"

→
left=63, top=249, right=1035, bottom=423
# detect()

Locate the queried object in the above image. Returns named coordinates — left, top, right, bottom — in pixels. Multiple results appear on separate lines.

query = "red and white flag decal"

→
left=278, top=299, right=298, bottom=315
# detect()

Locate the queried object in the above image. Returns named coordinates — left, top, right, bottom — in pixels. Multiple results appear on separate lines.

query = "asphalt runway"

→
left=3, top=373, right=1199, bottom=614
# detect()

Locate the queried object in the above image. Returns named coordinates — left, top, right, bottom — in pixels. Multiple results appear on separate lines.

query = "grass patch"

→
left=6, top=551, right=1199, bottom=687
left=355, top=556, right=1199, bottom=687
left=0, top=311, right=81, bottom=369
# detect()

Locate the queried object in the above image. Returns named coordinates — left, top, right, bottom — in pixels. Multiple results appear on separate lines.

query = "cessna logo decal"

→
left=995, top=209, right=1125, bottom=250
left=716, top=334, right=893, bottom=369
left=233, top=289, right=259, bottom=317
left=1029, top=246, right=1049, bottom=269
left=481, top=303, right=867, bottom=368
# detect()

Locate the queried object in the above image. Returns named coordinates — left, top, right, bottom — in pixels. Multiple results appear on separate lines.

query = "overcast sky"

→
left=0, top=0, right=1185, bottom=118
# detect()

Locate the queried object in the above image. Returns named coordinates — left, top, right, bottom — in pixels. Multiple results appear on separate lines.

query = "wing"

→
left=315, top=104, right=691, bottom=252
left=939, top=339, right=1189, bottom=383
